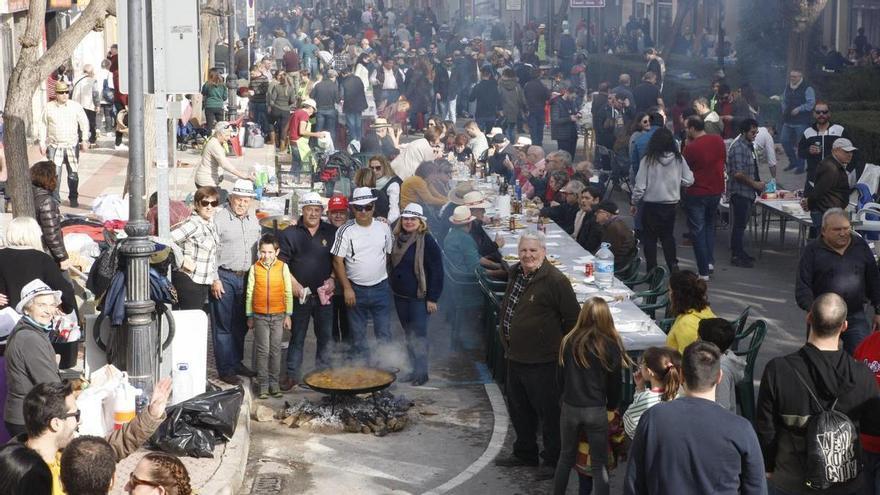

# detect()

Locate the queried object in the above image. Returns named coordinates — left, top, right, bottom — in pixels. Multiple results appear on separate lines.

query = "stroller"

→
left=176, top=120, right=209, bottom=151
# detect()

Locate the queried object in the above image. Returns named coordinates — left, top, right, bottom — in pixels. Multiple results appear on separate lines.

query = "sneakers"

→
left=258, top=391, right=269, bottom=399
left=494, top=455, right=539, bottom=467
left=708, top=263, right=715, bottom=274
left=114, top=143, right=129, bottom=151
left=269, top=388, right=283, bottom=398
left=69, top=199, right=79, bottom=208
left=698, top=275, right=710, bottom=281
left=236, top=364, right=257, bottom=378
left=731, top=257, right=754, bottom=268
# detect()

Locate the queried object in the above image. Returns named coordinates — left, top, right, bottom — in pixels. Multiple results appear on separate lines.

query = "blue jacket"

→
left=630, top=126, right=659, bottom=174
left=389, top=233, right=444, bottom=302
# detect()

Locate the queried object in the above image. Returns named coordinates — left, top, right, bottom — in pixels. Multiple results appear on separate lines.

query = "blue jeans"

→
left=209, top=270, right=249, bottom=376
left=315, top=109, right=338, bottom=144
left=347, top=280, right=393, bottom=366
left=345, top=112, right=363, bottom=143
left=781, top=123, right=808, bottom=171
left=578, top=474, right=593, bottom=495
left=730, top=194, right=753, bottom=259
left=685, top=194, right=721, bottom=276
left=394, top=296, right=430, bottom=377
left=251, top=101, right=270, bottom=136
left=439, top=99, right=456, bottom=122
left=382, top=89, right=400, bottom=107
left=843, top=310, right=870, bottom=355
left=286, top=296, right=334, bottom=381
left=528, top=112, right=544, bottom=146
left=862, top=450, right=880, bottom=495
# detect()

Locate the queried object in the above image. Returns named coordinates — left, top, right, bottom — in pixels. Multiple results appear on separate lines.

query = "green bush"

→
left=835, top=111, right=880, bottom=164
left=812, top=68, right=880, bottom=102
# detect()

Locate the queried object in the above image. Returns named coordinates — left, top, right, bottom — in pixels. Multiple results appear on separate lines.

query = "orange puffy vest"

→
left=252, top=261, right=287, bottom=315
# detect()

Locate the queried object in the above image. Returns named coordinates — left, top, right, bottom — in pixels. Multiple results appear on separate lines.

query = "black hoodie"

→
left=756, top=344, right=880, bottom=494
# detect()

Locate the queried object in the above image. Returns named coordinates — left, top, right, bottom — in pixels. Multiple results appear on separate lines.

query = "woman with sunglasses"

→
left=627, top=111, right=651, bottom=165
left=169, top=186, right=221, bottom=311
left=370, top=156, right=401, bottom=224
left=125, top=452, right=192, bottom=494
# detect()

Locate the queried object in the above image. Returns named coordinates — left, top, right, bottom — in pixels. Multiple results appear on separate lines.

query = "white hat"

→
left=301, top=98, right=317, bottom=109
left=832, top=138, right=857, bottom=152
left=16, top=279, right=62, bottom=314
left=350, top=187, right=377, bottom=206
left=487, top=127, right=503, bottom=138
left=514, top=136, right=532, bottom=147
left=463, top=191, right=492, bottom=209
left=231, top=179, right=256, bottom=198
left=400, top=203, right=426, bottom=219
left=449, top=205, right=476, bottom=225
left=300, top=192, right=323, bottom=207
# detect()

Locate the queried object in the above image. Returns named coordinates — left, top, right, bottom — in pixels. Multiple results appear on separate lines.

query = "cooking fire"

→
left=277, top=391, right=414, bottom=436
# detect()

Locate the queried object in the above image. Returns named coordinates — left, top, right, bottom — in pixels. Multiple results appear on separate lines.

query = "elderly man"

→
left=495, top=231, right=580, bottom=471
left=796, top=208, right=880, bottom=353
left=39, top=81, right=89, bottom=207
left=331, top=187, right=394, bottom=366
left=803, top=138, right=857, bottom=230
left=540, top=179, right=584, bottom=234
left=278, top=192, right=337, bottom=390
left=780, top=69, right=816, bottom=174
left=209, top=179, right=262, bottom=385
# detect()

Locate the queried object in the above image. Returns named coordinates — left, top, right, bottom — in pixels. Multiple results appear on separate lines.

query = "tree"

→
left=2, top=0, right=115, bottom=217
left=661, top=0, right=697, bottom=58
left=783, top=0, right=829, bottom=72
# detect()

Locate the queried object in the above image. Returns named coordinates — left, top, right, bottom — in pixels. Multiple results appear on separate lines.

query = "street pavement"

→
left=54, top=131, right=815, bottom=494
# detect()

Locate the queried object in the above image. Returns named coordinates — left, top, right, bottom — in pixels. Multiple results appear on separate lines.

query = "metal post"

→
left=226, top=0, right=238, bottom=121
left=121, top=0, right=157, bottom=411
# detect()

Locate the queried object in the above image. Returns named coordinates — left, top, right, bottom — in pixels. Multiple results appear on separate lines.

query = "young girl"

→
left=622, top=346, right=683, bottom=439
left=554, top=297, right=631, bottom=495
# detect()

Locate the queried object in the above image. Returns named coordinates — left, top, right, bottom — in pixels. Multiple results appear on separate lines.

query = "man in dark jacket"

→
left=574, top=186, right=603, bottom=253
left=469, top=65, right=500, bottom=132
left=495, top=231, right=580, bottom=471
left=434, top=54, right=462, bottom=122
left=797, top=102, right=852, bottom=194
left=632, top=71, right=662, bottom=113
left=540, top=180, right=583, bottom=234
left=497, top=68, right=526, bottom=143
left=796, top=208, right=880, bottom=353
left=595, top=201, right=637, bottom=266
left=804, top=139, right=856, bottom=228
left=551, top=85, right=579, bottom=160
left=487, top=134, right=516, bottom=184
left=523, top=67, right=550, bottom=146
left=310, top=69, right=340, bottom=145
left=757, top=293, right=880, bottom=494
left=340, top=66, right=368, bottom=146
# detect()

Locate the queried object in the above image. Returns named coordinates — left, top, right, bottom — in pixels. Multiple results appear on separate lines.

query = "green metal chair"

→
left=656, top=318, right=675, bottom=335
left=631, top=266, right=669, bottom=319
left=616, top=255, right=642, bottom=286
left=475, top=268, right=502, bottom=367
left=734, top=320, right=768, bottom=422
left=441, top=253, right=481, bottom=351
left=729, top=306, right=753, bottom=351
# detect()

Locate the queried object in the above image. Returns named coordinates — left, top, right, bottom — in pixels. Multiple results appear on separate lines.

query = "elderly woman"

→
left=0, top=217, right=74, bottom=313
left=169, top=186, right=221, bottom=311
left=389, top=203, right=444, bottom=386
left=3, top=279, right=63, bottom=436
left=194, top=122, right=251, bottom=197
left=30, top=161, right=69, bottom=270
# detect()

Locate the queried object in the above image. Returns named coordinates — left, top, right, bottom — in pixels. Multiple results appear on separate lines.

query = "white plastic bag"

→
left=92, top=194, right=130, bottom=222
left=857, top=163, right=880, bottom=195
left=77, top=364, right=125, bottom=437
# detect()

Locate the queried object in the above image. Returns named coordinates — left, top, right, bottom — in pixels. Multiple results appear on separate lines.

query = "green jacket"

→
left=201, top=82, right=227, bottom=109
left=443, top=226, right=482, bottom=308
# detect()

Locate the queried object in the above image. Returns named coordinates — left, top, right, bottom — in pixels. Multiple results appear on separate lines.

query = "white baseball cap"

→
left=231, top=179, right=256, bottom=198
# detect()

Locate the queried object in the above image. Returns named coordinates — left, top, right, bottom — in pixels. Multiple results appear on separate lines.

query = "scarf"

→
left=390, top=231, right=427, bottom=298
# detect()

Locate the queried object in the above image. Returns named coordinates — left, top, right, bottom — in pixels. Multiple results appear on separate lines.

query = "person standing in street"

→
left=266, top=70, right=296, bottom=150
left=469, top=66, right=501, bottom=133
left=341, top=65, right=369, bottom=146
left=726, top=119, right=765, bottom=268
left=201, top=68, right=228, bottom=132
left=803, top=138, right=857, bottom=231
left=780, top=70, right=816, bottom=174
left=497, top=68, right=527, bottom=144
left=278, top=192, right=337, bottom=391
left=433, top=54, right=462, bottom=122
left=682, top=115, right=726, bottom=279
left=70, top=65, right=99, bottom=149
left=798, top=101, right=852, bottom=195
left=39, top=82, right=89, bottom=208
left=551, top=85, right=580, bottom=161
left=523, top=67, right=550, bottom=146
left=310, top=70, right=341, bottom=146
left=331, top=188, right=395, bottom=367
left=209, top=180, right=261, bottom=386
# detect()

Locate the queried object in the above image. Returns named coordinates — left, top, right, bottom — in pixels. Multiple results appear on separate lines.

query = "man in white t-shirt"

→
left=331, top=187, right=395, bottom=366
left=753, top=125, right=778, bottom=180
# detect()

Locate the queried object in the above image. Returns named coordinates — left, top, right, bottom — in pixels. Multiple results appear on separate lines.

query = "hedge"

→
left=835, top=111, right=880, bottom=164
left=811, top=67, right=880, bottom=102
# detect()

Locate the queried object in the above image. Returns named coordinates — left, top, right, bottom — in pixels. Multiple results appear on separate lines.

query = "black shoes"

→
left=219, top=375, right=242, bottom=385
left=731, top=257, right=754, bottom=268
left=236, top=364, right=257, bottom=378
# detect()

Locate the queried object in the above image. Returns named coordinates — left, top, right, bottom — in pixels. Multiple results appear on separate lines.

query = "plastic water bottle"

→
left=514, top=183, right=522, bottom=201
left=173, top=362, right=193, bottom=405
left=595, top=242, right=615, bottom=289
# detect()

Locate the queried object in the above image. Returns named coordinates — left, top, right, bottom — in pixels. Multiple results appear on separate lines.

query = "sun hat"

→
left=55, top=82, right=69, bottom=94
left=350, top=187, right=377, bottom=206
left=400, top=203, right=426, bottom=219
left=449, top=205, right=476, bottom=225
left=301, top=98, right=317, bottom=109
left=491, top=134, right=508, bottom=145
left=514, top=136, right=532, bottom=148
left=463, top=191, right=492, bottom=209
left=327, top=195, right=348, bottom=212
left=300, top=192, right=323, bottom=207
left=372, top=118, right=393, bottom=129
left=448, top=182, right=475, bottom=205
left=16, top=279, right=62, bottom=315
left=230, top=179, right=256, bottom=198
left=595, top=201, right=619, bottom=215
left=832, top=138, right=857, bottom=152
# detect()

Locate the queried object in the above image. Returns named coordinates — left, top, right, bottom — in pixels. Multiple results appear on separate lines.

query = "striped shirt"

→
left=622, top=389, right=664, bottom=439
left=40, top=99, right=90, bottom=148
left=171, top=214, right=220, bottom=285
left=213, top=206, right=261, bottom=277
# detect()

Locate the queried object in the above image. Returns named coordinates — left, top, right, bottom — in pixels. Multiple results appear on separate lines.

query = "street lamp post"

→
left=226, top=0, right=238, bottom=121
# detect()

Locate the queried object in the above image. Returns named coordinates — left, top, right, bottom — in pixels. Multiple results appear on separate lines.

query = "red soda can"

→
left=584, top=261, right=594, bottom=278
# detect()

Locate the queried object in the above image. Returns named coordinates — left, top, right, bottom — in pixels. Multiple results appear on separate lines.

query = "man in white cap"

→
left=289, top=98, right=328, bottom=184
left=39, top=81, right=90, bottom=207
left=331, top=187, right=394, bottom=366
left=804, top=138, right=859, bottom=228
left=209, top=179, right=262, bottom=385
left=278, top=192, right=338, bottom=390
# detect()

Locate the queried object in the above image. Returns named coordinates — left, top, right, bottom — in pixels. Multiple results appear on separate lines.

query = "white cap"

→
left=300, top=192, right=323, bottom=207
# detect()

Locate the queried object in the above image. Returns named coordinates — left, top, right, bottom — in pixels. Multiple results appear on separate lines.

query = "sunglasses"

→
left=352, top=204, right=374, bottom=212
left=128, top=473, right=161, bottom=489
left=60, top=410, right=81, bottom=422
left=814, top=110, right=830, bottom=115
left=200, top=200, right=220, bottom=207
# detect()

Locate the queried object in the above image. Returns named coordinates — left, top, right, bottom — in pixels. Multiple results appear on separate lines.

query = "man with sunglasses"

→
left=797, top=101, right=852, bottom=194
left=331, top=187, right=394, bottom=367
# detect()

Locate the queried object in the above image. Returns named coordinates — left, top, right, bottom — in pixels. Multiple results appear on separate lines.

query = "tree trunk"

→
left=786, top=28, right=810, bottom=73
left=2, top=0, right=114, bottom=217
left=662, top=0, right=696, bottom=57
left=195, top=0, right=224, bottom=126
left=782, top=0, right=830, bottom=73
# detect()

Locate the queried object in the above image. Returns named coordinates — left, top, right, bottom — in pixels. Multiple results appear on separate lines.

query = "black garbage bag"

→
left=148, top=386, right=244, bottom=458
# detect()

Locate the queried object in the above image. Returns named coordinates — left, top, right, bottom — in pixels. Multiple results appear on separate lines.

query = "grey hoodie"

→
left=717, top=350, right=746, bottom=413
left=632, top=152, right=694, bottom=204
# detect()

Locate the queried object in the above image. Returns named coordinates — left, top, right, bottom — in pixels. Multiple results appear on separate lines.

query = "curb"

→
left=200, top=387, right=252, bottom=495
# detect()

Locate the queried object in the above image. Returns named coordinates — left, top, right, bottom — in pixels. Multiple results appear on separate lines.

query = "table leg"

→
left=759, top=206, right=770, bottom=257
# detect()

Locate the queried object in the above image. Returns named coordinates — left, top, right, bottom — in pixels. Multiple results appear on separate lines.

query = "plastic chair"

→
left=655, top=318, right=675, bottom=335
left=729, top=306, right=752, bottom=351
left=476, top=268, right=508, bottom=383
left=734, top=320, right=767, bottom=422
left=441, top=252, right=481, bottom=351
left=631, top=266, right=669, bottom=319
left=616, top=255, right=642, bottom=284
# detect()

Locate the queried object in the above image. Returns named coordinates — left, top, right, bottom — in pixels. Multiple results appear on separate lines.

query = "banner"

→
left=246, top=0, right=256, bottom=27
left=571, top=0, right=605, bottom=6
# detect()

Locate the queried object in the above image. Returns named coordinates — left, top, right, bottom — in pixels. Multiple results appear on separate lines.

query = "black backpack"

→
left=788, top=359, right=861, bottom=490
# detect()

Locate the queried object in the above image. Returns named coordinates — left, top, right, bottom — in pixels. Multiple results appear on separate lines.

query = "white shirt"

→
left=391, top=138, right=435, bottom=180
left=331, top=219, right=393, bottom=286
left=40, top=99, right=89, bottom=148
left=468, top=134, right=489, bottom=163
left=753, top=127, right=777, bottom=168
left=70, top=76, right=96, bottom=111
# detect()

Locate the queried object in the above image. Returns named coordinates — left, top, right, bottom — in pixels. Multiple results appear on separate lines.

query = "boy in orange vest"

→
left=246, top=233, right=294, bottom=398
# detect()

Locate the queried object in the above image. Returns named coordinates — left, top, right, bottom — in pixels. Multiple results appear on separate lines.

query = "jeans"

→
left=440, top=99, right=457, bottom=122
left=843, top=310, right=870, bottom=355
left=809, top=210, right=823, bottom=239
left=84, top=109, right=97, bottom=144
left=347, top=280, right=393, bottom=366
left=47, top=146, right=79, bottom=203
left=382, top=89, right=400, bottom=107
left=345, top=112, right=363, bottom=143
left=685, top=194, right=721, bottom=276
left=506, top=360, right=561, bottom=465
left=730, top=194, right=753, bottom=259
left=268, top=108, right=290, bottom=142
left=557, top=138, right=577, bottom=160
left=315, top=109, right=338, bottom=144
left=502, top=122, right=517, bottom=143
left=781, top=123, right=808, bottom=171
left=204, top=108, right=224, bottom=131
left=641, top=202, right=678, bottom=271
left=251, top=101, right=270, bottom=135
left=862, top=450, right=880, bottom=495
left=253, top=313, right=284, bottom=392
left=578, top=475, right=594, bottom=495
left=528, top=111, right=545, bottom=146
left=286, top=296, right=334, bottom=381
left=554, top=403, right=609, bottom=495
left=101, top=104, right=116, bottom=132
left=394, top=295, right=430, bottom=378
left=209, top=270, right=249, bottom=376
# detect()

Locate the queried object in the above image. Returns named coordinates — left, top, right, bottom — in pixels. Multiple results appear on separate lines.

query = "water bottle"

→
left=514, top=183, right=522, bottom=201
left=173, top=362, right=194, bottom=405
left=595, top=242, right=615, bottom=289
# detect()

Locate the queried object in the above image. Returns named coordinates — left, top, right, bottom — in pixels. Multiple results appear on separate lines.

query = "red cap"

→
left=327, top=195, right=348, bottom=212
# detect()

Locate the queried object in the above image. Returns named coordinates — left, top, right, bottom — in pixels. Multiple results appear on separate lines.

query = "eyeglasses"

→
left=814, top=110, right=830, bottom=115
left=200, top=200, right=220, bottom=207
left=128, top=473, right=161, bottom=489
left=60, top=410, right=81, bottom=422
left=352, top=204, right=374, bottom=212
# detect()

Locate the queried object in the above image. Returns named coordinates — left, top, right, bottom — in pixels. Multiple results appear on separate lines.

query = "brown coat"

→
left=107, top=408, right=167, bottom=461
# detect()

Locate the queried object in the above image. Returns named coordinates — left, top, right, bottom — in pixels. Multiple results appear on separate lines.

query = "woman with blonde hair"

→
left=553, top=297, right=631, bottom=495
left=370, top=155, right=401, bottom=224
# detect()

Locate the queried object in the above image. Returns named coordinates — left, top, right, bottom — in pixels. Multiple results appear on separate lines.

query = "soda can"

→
left=584, top=261, right=594, bottom=278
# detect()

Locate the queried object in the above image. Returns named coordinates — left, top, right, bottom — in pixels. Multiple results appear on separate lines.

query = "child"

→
left=697, top=318, right=744, bottom=413
left=246, top=234, right=293, bottom=399
left=622, top=346, right=682, bottom=439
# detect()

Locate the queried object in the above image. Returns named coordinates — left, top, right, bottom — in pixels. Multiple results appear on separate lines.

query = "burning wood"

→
left=277, top=391, right=414, bottom=436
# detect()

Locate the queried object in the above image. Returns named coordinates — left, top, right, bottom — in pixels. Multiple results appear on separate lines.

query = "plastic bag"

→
left=148, top=386, right=244, bottom=458
left=92, top=194, right=130, bottom=222
left=77, top=365, right=125, bottom=437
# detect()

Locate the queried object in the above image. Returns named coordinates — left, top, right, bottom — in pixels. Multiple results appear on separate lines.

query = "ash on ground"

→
left=277, top=391, right=414, bottom=436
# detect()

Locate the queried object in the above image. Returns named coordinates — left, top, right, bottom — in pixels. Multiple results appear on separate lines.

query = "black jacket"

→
left=433, top=63, right=463, bottom=101
left=310, top=79, right=340, bottom=111
left=806, top=156, right=852, bottom=213
left=404, top=71, right=432, bottom=114
left=540, top=201, right=579, bottom=234
left=340, top=75, right=368, bottom=114
left=633, top=82, right=660, bottom=112
left=559, top=340, right=622, bottom=408
left=34, top=187, right=67, bottom=263
left=550, top=95, right=578, bottom=141
left=797, top=124, right=850, bottom=188
left=795, top=233, right=880, bottom=314
left=469, top=79, right=500, bottom=119
left=0, top=248, right=76, bottom=313
left=756, top=344, right=880, bottom=494
left=523, top=79, right=551, bottom=115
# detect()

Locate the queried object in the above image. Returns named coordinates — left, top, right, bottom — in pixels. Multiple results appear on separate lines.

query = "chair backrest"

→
left=475, top=268, right=502, bottom=307
left=731, top=305, right=752, bottom=339
left=641, top=266, right=669, bottom=304
left=734, top=320, right=767, bottom=378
